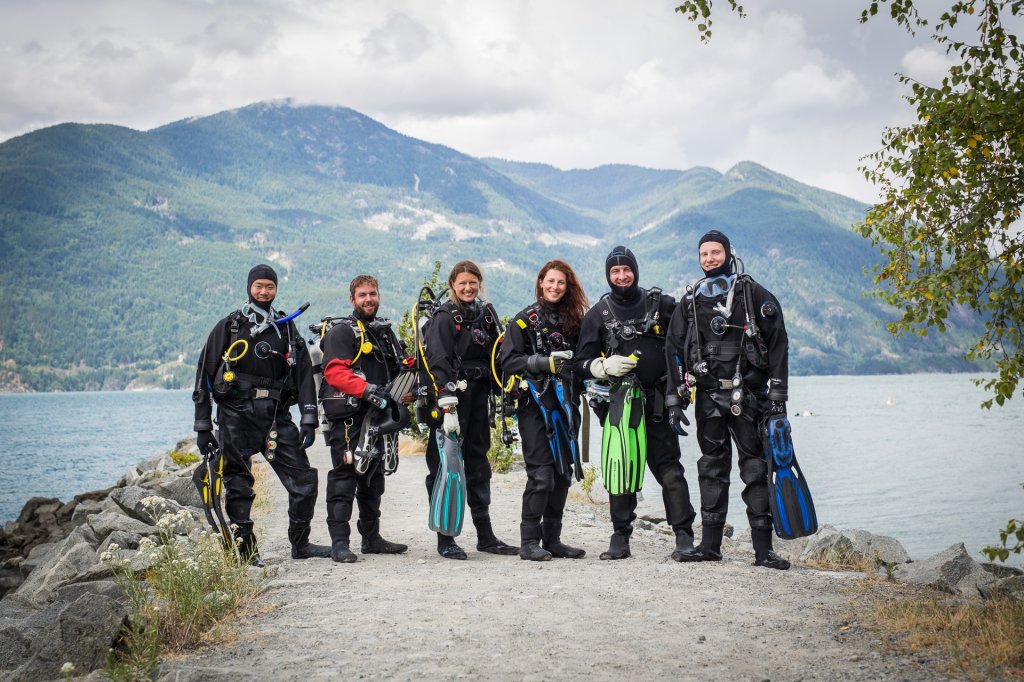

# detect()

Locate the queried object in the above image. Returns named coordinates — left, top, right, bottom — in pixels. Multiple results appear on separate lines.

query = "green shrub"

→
left=102, top=497, right=261, bottom=679
left=169, top=449, right=200, bottom=466
left=579, top=464, right=599, bottom=496
left=487, top=418, right=521, bottom=474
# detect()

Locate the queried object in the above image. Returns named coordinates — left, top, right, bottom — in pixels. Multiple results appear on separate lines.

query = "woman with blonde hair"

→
left=423, top=260, right=518, bottom=560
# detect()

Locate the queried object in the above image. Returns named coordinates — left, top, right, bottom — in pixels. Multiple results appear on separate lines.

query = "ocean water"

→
left=586, top=373, right=1024, bottom=562
left=1, top=375, right=1022, bottom=563
left=0, top=390, right=196, bottom=523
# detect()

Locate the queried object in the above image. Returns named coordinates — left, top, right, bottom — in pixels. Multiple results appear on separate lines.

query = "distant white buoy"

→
left=886, top=397, right=895, bottom=406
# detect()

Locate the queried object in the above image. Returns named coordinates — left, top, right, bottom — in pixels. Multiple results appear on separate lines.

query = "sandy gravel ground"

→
left=157, top=441, right=948, bottom=681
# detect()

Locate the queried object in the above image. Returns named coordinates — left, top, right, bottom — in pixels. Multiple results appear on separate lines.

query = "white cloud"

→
left=0, top=0, right=943, bottom=202
left=900, top=46, right=957, bottom=85
left=361, top=13, right=433, bottom=64
left=197, top=14, right=280, bottom=57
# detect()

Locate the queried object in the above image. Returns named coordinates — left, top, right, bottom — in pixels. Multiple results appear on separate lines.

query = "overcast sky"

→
left=1, top=0, right=971, bottom=203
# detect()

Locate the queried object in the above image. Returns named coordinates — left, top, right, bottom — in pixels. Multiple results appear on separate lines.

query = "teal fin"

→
left=763, top=416, right=817, bottom=540
left=601, top=376, right=647, bottom=494
left=428, top=430, right=466, bottom=537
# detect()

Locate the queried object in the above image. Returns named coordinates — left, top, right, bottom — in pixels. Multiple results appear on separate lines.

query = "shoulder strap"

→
left=484, top=302, right=503, bottom=335
left=643, top=287, right=664, bottom=336
left=595, top=295, right=620, bottom=352
left=228, top=310, right=244, bottom=345
left=737, top=276, right=768, bottom=356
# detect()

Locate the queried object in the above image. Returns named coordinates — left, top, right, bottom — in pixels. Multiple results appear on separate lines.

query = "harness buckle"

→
left=254, top=388, right=270, bottom=399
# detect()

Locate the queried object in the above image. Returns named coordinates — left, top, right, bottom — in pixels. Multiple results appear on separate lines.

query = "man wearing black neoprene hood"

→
left=574, top=246, right=699, bottom=562
left=193, top=264, right=330, bottom=566
left=665, top=231, right=791, bottom=570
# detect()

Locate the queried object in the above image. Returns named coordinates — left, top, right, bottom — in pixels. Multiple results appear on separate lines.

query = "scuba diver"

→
left=498, top=259, right=589, bottom=561
left=421, top=260, right=518, bottom=560
left=574, top=246, right=700, bottom=562
left=318, top=275, right=413, bottom=563
left=665, top=230, right=792, bottom=570
left=192, top=264, right=330, bottom=566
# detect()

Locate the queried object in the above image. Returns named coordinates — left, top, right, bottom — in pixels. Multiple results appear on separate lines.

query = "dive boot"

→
left=238, top=535, right=262, bottom=567
left=478, top=539, right=519, bottom=556
left=670, top=531, right=704, bottom=563
left=438, top=534, right=468, bottom=560
left=541, top=521, right=585, bottom=559
left=520, top=523, right=552, bottom=562
left=695, top=524, right=724, bottom=561
left=474, top=515, right=519, bottom=555
left=754, top=550, right=791, bottom=571
left=693, top=545, right=723, bottom=561
left=599, top=533, right=631, bottom=560
left=519, top=540, right=552, bottom=561
left=361, top=536, right=409, bottom=554
left=292, top=543, right=332, bottom=560
left=331, top=543, right=358, bottom=563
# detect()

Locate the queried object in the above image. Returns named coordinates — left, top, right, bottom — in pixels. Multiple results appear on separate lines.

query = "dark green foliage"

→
left=0, top=102, right=986, bottom=391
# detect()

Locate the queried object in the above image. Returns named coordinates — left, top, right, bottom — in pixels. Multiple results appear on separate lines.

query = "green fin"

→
left=601, top=377, right=647, bottom=494
left=428, top=430, right=466, bottom=536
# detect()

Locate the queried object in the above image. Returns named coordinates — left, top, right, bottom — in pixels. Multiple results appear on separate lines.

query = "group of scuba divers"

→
left=192, top=230, right=818, bottom=570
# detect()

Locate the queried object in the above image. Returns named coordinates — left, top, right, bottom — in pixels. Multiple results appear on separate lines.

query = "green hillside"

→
left=0, top=101, right=984, bottom=391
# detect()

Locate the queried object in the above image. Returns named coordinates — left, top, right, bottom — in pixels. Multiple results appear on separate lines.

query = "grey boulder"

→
left=893, top=543, right=996, bottom=597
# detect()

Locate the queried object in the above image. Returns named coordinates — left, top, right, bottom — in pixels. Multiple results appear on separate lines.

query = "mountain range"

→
left=0, top=99, right=982, bottom=391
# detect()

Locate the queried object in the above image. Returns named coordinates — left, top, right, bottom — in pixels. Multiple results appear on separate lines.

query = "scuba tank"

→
left=411, top=286, right=450, bottom=427
left=305, top=331, right=332, bottom=439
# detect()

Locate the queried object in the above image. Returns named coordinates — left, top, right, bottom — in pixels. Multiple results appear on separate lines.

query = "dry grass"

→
left=251, top=460, right=273, bottom=515
left=802, top=553, right=878, bottom=574
left=871, top=593, right=1024, bottom=679
left=398, top=435, right=426, bottom=456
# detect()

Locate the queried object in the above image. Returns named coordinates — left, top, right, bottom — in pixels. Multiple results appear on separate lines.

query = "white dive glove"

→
left=591, top=354, right=637, bottom=379
left=437, top=395, right=460, bottom=436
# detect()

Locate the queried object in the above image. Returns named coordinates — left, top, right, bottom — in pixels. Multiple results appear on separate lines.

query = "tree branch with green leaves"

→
left=677, top=0, right=1024, bottom=409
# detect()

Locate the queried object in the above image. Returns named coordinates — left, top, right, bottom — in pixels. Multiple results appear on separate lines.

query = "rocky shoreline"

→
left=1, top=437, right=1022, bottom=679
left=0, top=437, right=207, bottom=679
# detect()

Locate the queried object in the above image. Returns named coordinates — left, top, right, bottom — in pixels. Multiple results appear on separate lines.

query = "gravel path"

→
left=157, top=441, right=944, bottom=681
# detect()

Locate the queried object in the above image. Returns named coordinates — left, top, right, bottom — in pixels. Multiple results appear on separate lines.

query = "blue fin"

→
left=764, top=416, right=817, bottom=539
left=527, top=377, right=581, bottom=481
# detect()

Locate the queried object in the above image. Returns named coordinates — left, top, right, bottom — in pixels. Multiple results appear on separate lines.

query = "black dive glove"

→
left=299, top=424, right=316, bottom=450
left=362, top=383, right=389, bottom=410
left=526, top=350, right=573, bottom=375
left=668, top=407, right=690, bottom=437
left=197, top=430, right=219, bottom=455
left=664, top=392, right=690, bottom=437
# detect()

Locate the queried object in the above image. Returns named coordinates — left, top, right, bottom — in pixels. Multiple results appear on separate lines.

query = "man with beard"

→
left=319, top=275, right=411, bottom=563
left=193, top=264, right=330, bottom=566
left=574, top=246, right=700, bottom=562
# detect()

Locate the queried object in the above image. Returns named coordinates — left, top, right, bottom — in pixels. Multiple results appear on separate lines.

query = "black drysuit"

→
left=422, top=299, right=502, bottom=539
left=193, top=310, right=320, bottom=557
left=319, top=313, right=406, bottom=547
left=573, top=288, right=697, bottom=543
left=665, top=275, right=789, bottom=553
left=498, top=302, right=581, bottom=543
